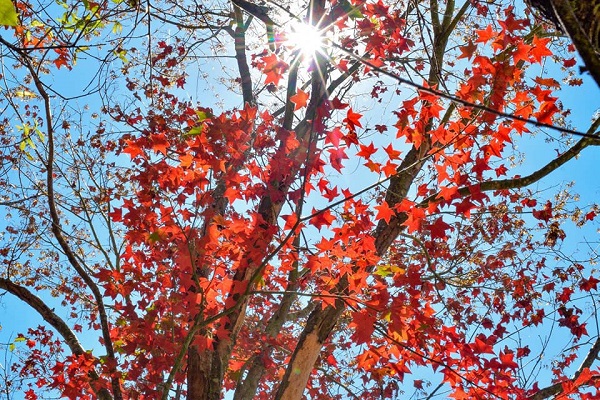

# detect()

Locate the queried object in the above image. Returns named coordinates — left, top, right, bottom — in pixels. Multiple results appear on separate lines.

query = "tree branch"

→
left=424, top=116, right=600, bottom=206
left=529, top=335, right=600, bottom=399
left=232, top=6, right=255, bottom=105
left=330, top=42, right=600, bottom=140
left=0, top=37, right=123, bottom=400
left=0, top=278, right=113, bottom=400
left=0, top=195, right=39, bottom=207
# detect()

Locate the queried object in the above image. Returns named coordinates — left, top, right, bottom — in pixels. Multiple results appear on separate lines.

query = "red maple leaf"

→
left=532, top=201, right=553, bottom=221
left=429, top=217, right=452, bottom=239
left=534, top=76, right=560, bottom=88
left=534, top=100, right=559, bottom=124
left=580, top=276, right=600, bottom=292
left=344, top=108, right=363, bottom=130
left=517, top=346, right=531, bottom=358
left=356, top=142, right=377, bottom=158
left=326, top=126, right=344, bottom=147
left=309, top=208, right=336, bottom=231
left=383, top=144, right=401, bottom=159
left=437, top=185, right=458, bottom=201
left=328, top=147, right=348, bottom=172
left=481, top=141, right=503, bottom=160
left=475, top=25, right=496, bottom=44
left=531, top=36, right=553, bottom=63
left=151, top=133, right=170, bottom=155
left=374, top=201, right=395, bottom=223
left=563, top=57, right=577, bottom=68
left=457, top=41, right=477, bottom=60
left=499, top=350, right=519, bottom=369
left=350, top=310, right=376, bottom=344
left=261, top=54, right=288, bottom=85
left=290, top=89, right=309, bottom=110
left=374, top=124, right=387, bottom=133
left=471, top=336, right=495, bottom=354
left=330, top=97, right=349, bottom=110
left=122, top=139, right=145, bottom=159
left=512, top=41, right=532, bottom=64
left=53, top=55, right=71, bottom=70
left=454, top=198, right=475, bottom=217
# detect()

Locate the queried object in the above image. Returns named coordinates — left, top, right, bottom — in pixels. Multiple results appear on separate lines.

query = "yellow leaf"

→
left=15, top=90, right=36, bottom=98
left=0, top=0, right=18, bottom=27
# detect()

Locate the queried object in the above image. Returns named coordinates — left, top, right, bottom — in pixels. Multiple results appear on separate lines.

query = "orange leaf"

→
left=383, top=144, right=401, bottom=159
left=290, top=89, right=309, bottom=110
left=356, top=141, right=377, bottom=158
left=122, top=139, right=145, bottom=159
left=374, top=201, right=394, bottom=223
left=531, top=36, right=553, bottom=64
left=534, top=100, right=559, bottom=124
left=151, top=134, right=170, bottom=155
left=512, top=41, right=532, bottom=64
left=534, top=76, right=560, bottom=89
left=261, top=54, right=288, bottom=85
left=475, top=25, right=496, bottom=44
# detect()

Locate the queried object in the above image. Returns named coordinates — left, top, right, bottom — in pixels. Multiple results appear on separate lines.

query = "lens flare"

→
left=286, top=22, right=325, bottom=59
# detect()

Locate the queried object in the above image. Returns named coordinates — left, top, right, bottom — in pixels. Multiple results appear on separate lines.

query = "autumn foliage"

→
left=0, top=0, right=599, bottom=399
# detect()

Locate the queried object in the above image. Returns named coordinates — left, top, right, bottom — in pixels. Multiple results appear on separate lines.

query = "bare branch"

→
left=0, top=278, right=113, bottom=400
left=529, top=336, right=600, bottom=399
left=0, top=36, right=123, bottom=400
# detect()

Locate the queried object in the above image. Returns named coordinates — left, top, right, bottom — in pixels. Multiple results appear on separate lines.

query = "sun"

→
left=285, top=22, right=326, bottom=59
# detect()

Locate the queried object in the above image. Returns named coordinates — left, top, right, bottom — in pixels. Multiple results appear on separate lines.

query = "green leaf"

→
left=112, top=21, right=122, bottom=34
left=348, top=8, right=363, bottom=19
left=26, top=137, right=36, bottom=149
left=114, top=48, right=128, bottom=63
left=195, top=110, right=212, bottom=122
left=35, top=127, right=45, bottom=142
left=337, top=0, right=362, bottom=20
left=0, top=0, right=18, bottom=26
left=186, top=126, right=203, bottom=137
left=148, top=231, right=162, bottom=243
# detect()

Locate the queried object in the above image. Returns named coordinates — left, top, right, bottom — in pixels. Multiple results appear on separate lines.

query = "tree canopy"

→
left=0, top=0, right=599, bottom=399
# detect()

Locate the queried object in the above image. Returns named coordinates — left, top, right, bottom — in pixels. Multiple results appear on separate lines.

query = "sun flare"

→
left=286, top=22, right=326, bottom=59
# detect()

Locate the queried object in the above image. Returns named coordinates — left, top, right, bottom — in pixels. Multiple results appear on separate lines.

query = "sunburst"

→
left=285, top=21, right=327, bottom=60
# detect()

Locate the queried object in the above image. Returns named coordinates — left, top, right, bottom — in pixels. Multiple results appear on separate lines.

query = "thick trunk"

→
left=187, top=347, right=221, bottom=400
left=274, top=301, right=345, bottom=400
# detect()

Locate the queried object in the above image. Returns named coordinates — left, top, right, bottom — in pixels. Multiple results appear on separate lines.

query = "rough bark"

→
left=527, top=0, right=600, bottom=86
left=549, top=0, right=600, bottom=87
left=233, top=5, right=255, bottom=105
left=274, top=299, right=346, bottom=400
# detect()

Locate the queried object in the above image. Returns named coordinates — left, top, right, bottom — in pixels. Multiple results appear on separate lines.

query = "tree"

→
left=0, top=0, right=599, bottom=398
